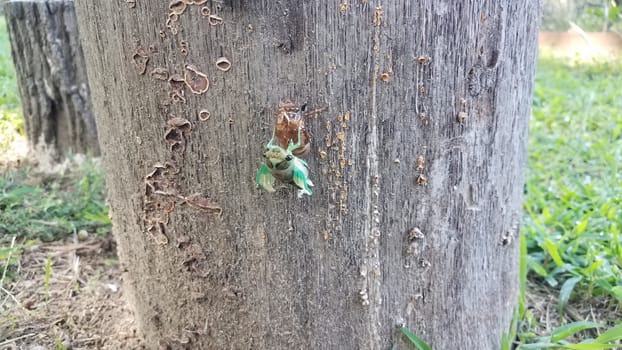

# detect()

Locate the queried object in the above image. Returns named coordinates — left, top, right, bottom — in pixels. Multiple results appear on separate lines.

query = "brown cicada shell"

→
left=274, top=100, right=311, bottom=158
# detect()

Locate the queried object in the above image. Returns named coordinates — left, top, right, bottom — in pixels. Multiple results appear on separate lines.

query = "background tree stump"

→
left=4, top=0, right=98, bottom=159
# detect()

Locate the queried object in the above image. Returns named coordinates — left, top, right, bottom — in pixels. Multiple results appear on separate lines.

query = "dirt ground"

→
left=0, top=235, right=144, bottom=350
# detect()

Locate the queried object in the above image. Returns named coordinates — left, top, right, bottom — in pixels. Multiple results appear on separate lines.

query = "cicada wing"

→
left=256, top=163, right=276, bottom=192
left=294, top=156, right=309, bottom=168
left=292, top=166, right=313, bottom=197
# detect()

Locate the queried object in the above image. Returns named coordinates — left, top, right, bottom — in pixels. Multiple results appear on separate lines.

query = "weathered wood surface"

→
left=5, top=0, right=98, bottom=158
left=76, top=1, right=540, bottom=349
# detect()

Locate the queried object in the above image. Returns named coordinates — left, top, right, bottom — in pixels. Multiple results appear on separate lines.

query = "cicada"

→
left=256, top=102, right=314, bottom=197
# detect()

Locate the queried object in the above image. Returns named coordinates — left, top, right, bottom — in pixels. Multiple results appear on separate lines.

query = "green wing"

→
left=297, top=157, right=309, bottom=168
left=256, top=163, right=276, bottom=192
left=292, top=166, right=313, bottom=197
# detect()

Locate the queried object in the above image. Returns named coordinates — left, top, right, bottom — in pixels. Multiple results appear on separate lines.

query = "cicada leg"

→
left=266, top=128, right=277, bottom=148
left=287, top=126, right=303, bottom=153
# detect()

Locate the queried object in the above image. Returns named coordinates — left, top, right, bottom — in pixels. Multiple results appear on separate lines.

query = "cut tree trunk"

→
left=4, top=0, right=99, bottom=159
left=75, top=1, right=540, bottom=349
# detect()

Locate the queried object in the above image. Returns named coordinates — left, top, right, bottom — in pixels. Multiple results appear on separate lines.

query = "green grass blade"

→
left=502, top=308, right=521, bottom=350
left=557, top=277, right=582, bottom=314
left=609, top=286, right=622, bottom=302
left=519, top=233, right=527, bottom=316
left=400, top=327, right=432, bottom=350
left=584, top=260, right=604, bottom=275
left=550, top=321, right=600, bottom=342
left=574, top=219, right=588, bottom=234
left=517, top=343, right=558, bottom=349
left=501, top=332, right=510, bottom=350
left=54, top=339, right=68, bottom=350
left=542, top=239, right=564, bottom=267
left=528, top=258, right=549, bottom=277
left=594, top=323, right=622, bottom=343
left=561, top=344, right=622, bottom=349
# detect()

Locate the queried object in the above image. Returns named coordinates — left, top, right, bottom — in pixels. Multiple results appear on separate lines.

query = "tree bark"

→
left=4, top=0, right=99, bottom=159
left=75, top=1, right=540, bottom=349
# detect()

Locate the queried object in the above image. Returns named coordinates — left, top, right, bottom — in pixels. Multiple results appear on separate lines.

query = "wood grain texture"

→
left=75, top=1, right=540, bottom=349
left=5, top=0, right=98, bottom=158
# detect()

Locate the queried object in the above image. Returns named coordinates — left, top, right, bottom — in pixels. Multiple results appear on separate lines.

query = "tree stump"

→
left=4, top=0, right=99, bottom=159
left=76, top=1, right=540, bottom=349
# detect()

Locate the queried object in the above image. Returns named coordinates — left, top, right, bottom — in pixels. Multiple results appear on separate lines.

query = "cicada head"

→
left=263, top=144, right=291, bottom=170
left=274, top=101, right=311, bottom=158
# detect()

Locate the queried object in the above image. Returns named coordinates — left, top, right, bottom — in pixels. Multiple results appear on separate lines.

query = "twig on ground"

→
left=40, top=242, right=100, bottom=255
left=1, top=286, right=26, bottom=310
left=0, top=333, right=37, bottom=347
left=73, top=336, right=101, bottom=346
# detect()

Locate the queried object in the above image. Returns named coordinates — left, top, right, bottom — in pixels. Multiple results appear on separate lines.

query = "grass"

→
left=517, top=57, right=622, bottom=348
left=401, top=326, right=433, bottom=350
left=0, top=158, right=111, bottom=242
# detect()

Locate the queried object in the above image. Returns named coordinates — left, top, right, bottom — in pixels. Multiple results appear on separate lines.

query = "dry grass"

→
left=0, top=235, right=144, bottom=350
left=523, top=279, right=622, bottom=344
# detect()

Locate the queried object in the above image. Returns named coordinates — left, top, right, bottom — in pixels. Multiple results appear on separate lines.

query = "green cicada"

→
left=256, top=102, right=314, bottom=197
left=255, top=127, right=314, bottom=197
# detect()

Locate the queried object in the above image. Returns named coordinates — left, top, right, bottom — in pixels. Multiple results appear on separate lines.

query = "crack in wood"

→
left=362, top=4, right=385, bottom=348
